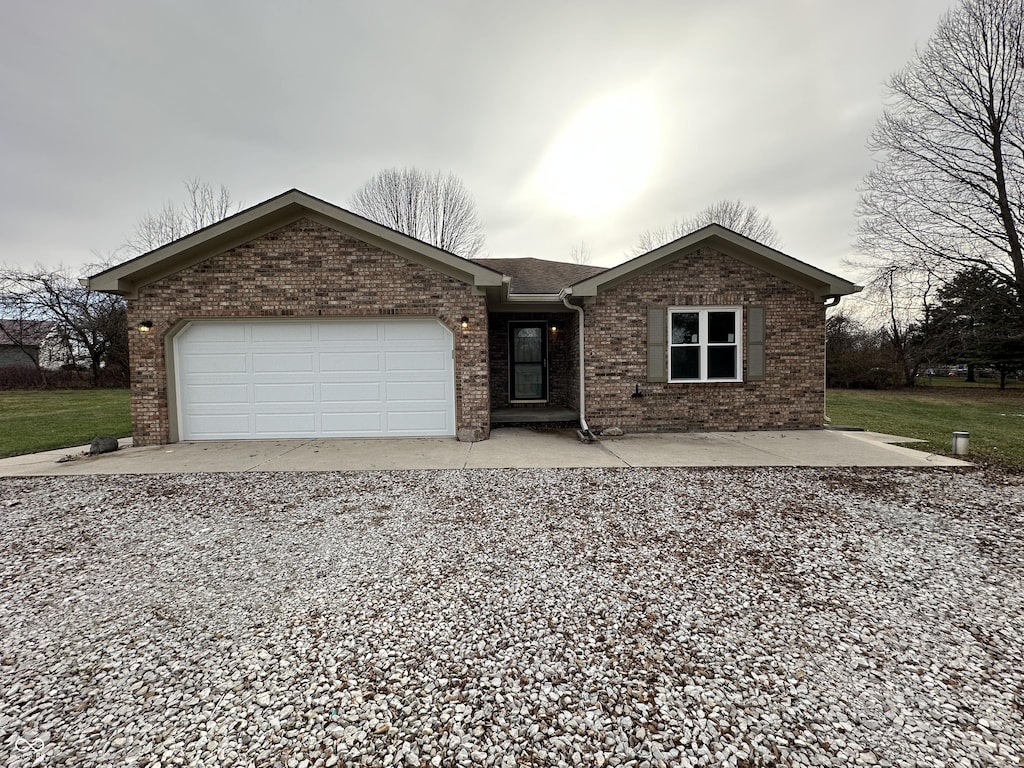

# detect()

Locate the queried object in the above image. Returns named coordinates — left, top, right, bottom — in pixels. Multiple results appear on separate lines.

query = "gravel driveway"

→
left=2, top=468, right=1022, bottom=767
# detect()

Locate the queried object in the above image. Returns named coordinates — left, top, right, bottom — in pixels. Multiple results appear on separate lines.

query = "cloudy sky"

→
left=1, top=0, right=951, bottom=280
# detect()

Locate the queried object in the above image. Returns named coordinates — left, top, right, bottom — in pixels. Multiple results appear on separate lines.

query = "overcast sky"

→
left=1, top=0, right=952, bottom=281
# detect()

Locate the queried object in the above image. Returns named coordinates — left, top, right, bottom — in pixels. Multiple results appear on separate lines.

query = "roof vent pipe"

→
left=561, top=293, right=593, bottom=439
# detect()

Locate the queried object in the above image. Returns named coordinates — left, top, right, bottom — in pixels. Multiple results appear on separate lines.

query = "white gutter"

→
left=560, top=291, right=592, bottom=437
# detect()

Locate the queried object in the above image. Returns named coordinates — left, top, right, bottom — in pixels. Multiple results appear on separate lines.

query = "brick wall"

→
left=488, top=312, right=577, bottom=409
left=128, top=218, right=489, bottom=445
left=583, top=247, right=825, bottom=432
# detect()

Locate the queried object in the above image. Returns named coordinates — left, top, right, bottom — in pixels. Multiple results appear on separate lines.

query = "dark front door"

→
left=509, top=323, right=547, bottom=402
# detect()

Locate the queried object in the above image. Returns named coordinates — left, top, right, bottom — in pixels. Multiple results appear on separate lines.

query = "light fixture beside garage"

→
left=138, top=320, right=154, bottom=333
left=461, top=316, right=469, bottom=330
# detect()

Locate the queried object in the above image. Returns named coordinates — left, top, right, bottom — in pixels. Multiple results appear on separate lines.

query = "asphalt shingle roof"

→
left=0, top=320, right=53, bottom=346
left=478, top=257, right=607, bottom=295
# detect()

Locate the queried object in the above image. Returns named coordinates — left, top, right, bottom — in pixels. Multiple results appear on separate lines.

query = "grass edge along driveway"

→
left=0, top=388, right=130, bottom=459
left=826, top=386, right=1024, bottom=470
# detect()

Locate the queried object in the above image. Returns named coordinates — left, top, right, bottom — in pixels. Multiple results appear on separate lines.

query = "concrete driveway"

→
left=0, top=428, right=969, bottom=476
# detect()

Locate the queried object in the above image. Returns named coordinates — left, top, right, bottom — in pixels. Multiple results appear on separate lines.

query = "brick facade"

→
left=582, top=247, right=824, bottom=432
left=128, top=218, right=489, bottom=446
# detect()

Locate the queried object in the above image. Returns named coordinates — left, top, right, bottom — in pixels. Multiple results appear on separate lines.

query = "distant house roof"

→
left=0, top=320, right=54, bottom=346
left=479, top=257, right=606, bottom=295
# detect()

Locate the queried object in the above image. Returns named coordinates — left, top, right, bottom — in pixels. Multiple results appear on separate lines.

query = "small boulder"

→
left=89, top=436, right=120, bottom=455
left=457, top=426, right=487, bottom=443
left=601, top=427, right=624, bottom=437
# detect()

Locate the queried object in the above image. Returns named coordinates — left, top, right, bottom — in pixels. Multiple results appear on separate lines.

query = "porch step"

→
left=491, top=407, right=579, bottom=426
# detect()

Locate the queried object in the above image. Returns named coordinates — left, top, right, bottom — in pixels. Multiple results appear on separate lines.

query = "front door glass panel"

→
left=510, top=324, right=546, bottom=401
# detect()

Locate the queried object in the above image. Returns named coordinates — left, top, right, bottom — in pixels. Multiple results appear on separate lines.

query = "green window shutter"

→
left=747, top=305, right=765, bottom=381
left=647, top=306, right=667, bottom=383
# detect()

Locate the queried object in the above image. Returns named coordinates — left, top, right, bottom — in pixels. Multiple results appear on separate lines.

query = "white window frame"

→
left=667, top=306, right=743, bottom=383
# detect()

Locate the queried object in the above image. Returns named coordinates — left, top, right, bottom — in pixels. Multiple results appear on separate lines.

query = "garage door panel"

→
left=321, top=382, right=382, bottom=402
left=253, top=383, right=316, bottom=404
left=318, top=323, right=382, bottom=342
left=184, top=384, right=250, bottom=405
left=321, top=412, right=384, bottom=433
left=176, top=319, right=454, bottom=440
left=181, top=353, right=249, bottom=375
left=185, top=413, right=251, bottom=438
left=184, top=324, right=247, bottom=343
left=386, top=351, right=447, bottom=372
left=254, top=412, right=317, bottom=434
left=253, top=353, right=315, bottom=373
left=385, top=321, right=449, bottom=342
left=386, top=381, right=447, bottom=401
left=385, top=370, right=448, bottom=384
left=387, top=410, right=449, bottom=432
left=319, top=352, right=381, bottom=374
left=251, top=323, right=313, bottom=343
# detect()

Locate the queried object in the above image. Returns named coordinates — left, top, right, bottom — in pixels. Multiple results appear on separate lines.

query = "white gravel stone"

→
left=1, top=467, right=1022, bottom=766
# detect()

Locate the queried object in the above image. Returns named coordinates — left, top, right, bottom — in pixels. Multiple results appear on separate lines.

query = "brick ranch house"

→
left=86, top=189, right=860, bottom=447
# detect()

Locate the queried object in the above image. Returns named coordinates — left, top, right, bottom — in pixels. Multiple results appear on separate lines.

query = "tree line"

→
left=829, top=266, right=1023, bottom=389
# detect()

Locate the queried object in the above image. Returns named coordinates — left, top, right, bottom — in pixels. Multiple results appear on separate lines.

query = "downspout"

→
left=561, top=292, right=594, bottom=440
left=822, top=294, right=840, bottom=425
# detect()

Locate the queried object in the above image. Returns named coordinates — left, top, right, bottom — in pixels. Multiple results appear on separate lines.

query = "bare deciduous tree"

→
left=123, top=178, right=239, bottom=255
left=855, top=0, right=1024, bottom=311
left=568, top=240, right=592, bottom=265
left=350, top=168, right=486, bottom=258
left=0, top=265, right=127, bottom=384
left=633, top=200, right=780, bottom=255
left=1, top=180, right=239, bottom=387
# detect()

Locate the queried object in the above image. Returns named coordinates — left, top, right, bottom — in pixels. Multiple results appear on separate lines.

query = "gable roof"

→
left=569, top=224, right=861, bottom=301
left=0, top=320, right=54, bottom=346
left=86, top=190, right=860, bottom=305
left=86, top=189, right=505, bottom=297
left=479, top=257, right=606, bottom=295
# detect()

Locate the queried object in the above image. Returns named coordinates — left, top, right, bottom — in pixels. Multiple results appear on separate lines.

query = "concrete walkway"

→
left=0, top=429, right=970, bottom=476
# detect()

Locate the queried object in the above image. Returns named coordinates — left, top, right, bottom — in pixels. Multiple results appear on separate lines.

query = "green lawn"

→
left=0, top=389, right=131, bottom=459
left=826, top=387, right=1024, bottom=469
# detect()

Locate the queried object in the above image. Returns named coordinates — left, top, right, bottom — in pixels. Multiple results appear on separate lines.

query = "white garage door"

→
left=174, top=319, right=455, bottom=440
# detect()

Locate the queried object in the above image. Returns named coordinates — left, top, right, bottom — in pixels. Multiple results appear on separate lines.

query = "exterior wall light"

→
left=138, top=320, right=154, bottom=333
left=550, top=324, right=557, bottom=333
left=461, top=316, right=469, bottom=330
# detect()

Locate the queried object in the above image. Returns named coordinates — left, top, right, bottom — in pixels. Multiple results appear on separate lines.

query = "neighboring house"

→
left=86, top=189, right=860, bottom=447
left=0, top=319, right=54, bottom=368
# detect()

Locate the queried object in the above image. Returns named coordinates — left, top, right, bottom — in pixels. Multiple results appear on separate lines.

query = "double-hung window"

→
left=669, top=307, right=742, bottom=382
